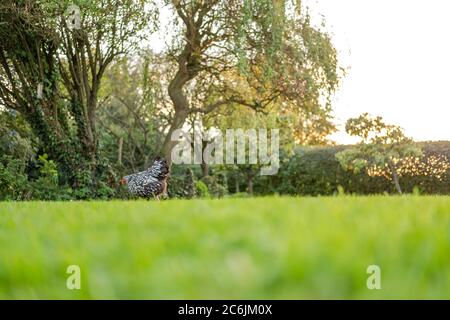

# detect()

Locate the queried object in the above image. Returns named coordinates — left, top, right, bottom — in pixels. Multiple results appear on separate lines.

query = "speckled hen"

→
left=120, top=157, right=169, bottom=200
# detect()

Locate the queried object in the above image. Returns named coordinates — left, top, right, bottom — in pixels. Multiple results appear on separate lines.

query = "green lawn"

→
left=0, top=196, right=449, bottom=299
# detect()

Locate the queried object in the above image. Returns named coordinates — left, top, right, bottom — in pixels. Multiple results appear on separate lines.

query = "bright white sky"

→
left=304, top=0, right=450, bottom=143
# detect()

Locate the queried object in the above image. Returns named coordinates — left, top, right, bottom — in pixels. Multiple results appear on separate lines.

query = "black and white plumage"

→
left=121, top=157, right=169, bottom=200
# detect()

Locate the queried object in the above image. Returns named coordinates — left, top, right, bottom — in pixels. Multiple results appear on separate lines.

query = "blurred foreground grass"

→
left=0, top=196, right=449, bottom=299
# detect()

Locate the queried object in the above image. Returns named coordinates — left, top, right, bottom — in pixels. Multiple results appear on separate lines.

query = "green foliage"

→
left=0, top=155, right=30, bottom=200
left=201, top=176, right=228, bottom=198
left=182, top=169, right=197, bottom=199
left=37, top=154, right=58, bottom=183
left=194, top=180, right=210, bottom=198
left=225, top=192, right=252, bottom=199
left=91, top=160, right=117, bottom=200
left=168, top=168, right=198, bottom=199
left=0, top=2, right=446, bottom=200
left=0, top=152, right=118, bottom=201
left=336, top=114, right=423, bottom=193
left=0, top=196, right=449, bottom=298
left=261, top=142, right=449, bottom=196
left=168, top=166, right=229, bottom=199
left=30, top=154, right=62, bottom=200
left=0, top=111, right=34, bottom=160
left=0, top=154, right=71, bottom=200
left=233, top=0, right=342, bottom=104
left=167, top=174, right=184, bottom=198
left=98, top=56, right=165, bottom=172
left=0, top=0, right=155, bottom=196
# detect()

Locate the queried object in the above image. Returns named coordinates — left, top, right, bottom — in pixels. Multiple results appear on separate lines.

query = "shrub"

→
left=201, top=175, right=227, bottom=198
left=259, top=141, right=450, bottom=196
left=0, top=155, right=30, bottom=200
left=29, top=154, right=78, bottom=200
left=226, top=192, right=251, bottom=199
left=30, top=154, right=60, bottom=200
left=168, top=168, right=198, bottom=199
left=195, top=180, right=210, bottom=198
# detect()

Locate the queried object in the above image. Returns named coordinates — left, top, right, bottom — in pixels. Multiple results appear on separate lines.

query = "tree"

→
left=159, top=0, right=341, bottom=163
left=336, top=113, right=422, bottom=194
left=202, top=102, right=285, bottom=194
left=0, top=0, right=154, bottom=188
left=285, top=107, right=336, bottom=145
left=98, top=54, right=166, bottom=173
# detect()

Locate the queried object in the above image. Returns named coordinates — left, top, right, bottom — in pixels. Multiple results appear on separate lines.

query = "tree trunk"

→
left=247, top=174, right=254, bottom=195
left=392, top=170, right=402, bottom=194
left=160, top=109, right=189, bottom=165
left=160, top=14, right=201, bottom=166
left=235, top=176, right=240, bottom=193
left=70, top=94, right=98, bottom=166
left=117, top=137, right=123, bottom=165
left=201, top=162, right=209, bottom=177
left=389, top=161, right=402, bottom=194
left=201, top=140, right=209, bottom=177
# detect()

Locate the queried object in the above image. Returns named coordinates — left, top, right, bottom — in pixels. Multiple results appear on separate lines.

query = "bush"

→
left=201, top=175, right=227, bottom=198
left=259, top=141, right=450, bottom=196
left=30, top=154, right=61, bottom=200
left=168, top=168, right=198, bottom=199
left=226, top=192, right=251, bottom=199
left=0, top=155, right=30, bottom=200
left=195, top=180, right=210, bottom=198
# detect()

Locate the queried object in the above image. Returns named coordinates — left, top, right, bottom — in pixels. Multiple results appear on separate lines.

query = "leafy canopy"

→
left=336, top=113, right=422, bottom=173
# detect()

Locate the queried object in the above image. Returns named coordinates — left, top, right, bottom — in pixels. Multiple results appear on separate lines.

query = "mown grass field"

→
left=0, top=196, right=449, bottom=299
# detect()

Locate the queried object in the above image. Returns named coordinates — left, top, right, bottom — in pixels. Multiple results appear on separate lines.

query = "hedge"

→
left=256, top=141, right=450, bottom=195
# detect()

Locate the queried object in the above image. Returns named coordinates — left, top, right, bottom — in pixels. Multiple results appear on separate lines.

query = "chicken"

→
left=120, top=156, right=169, bottom=200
